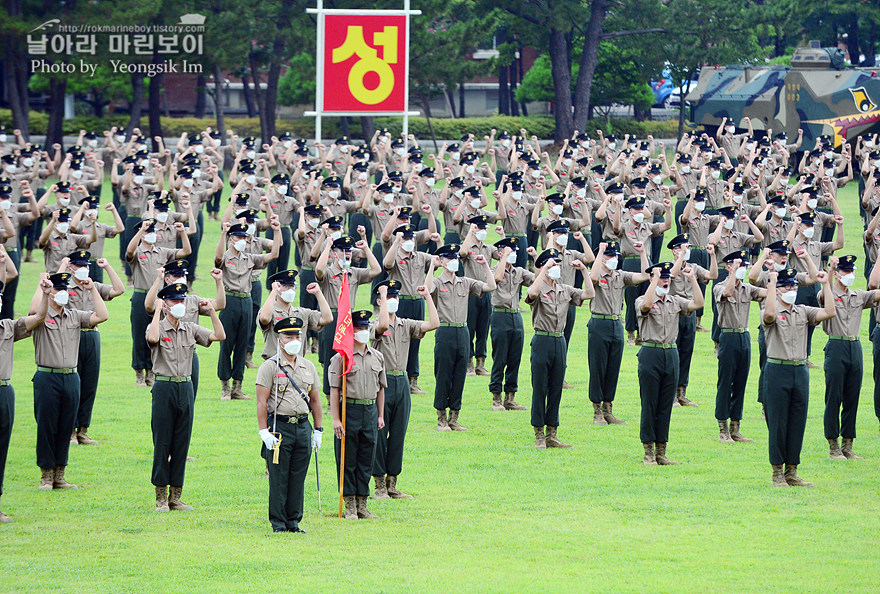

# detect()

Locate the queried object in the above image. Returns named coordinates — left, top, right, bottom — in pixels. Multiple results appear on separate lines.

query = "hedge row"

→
left=0, top=109, right=681, bottom=141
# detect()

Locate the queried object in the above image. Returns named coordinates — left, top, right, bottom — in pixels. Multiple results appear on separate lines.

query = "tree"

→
left=278, top=52, right=316, bottom=106
left=30, top=69, right=133, bottom=118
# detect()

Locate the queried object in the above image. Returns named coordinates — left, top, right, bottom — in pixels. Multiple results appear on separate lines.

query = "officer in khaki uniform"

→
left=819, top=256, right=879, bottom=460
left=371, top=280, right=438, bottom=500
left=762, top=268, right=835, bottom=487
left=146, top=282, right=225, bottom=511
left=257, top=269, right=332, bottom=360
left=0, top=277, right=50, bottom=522
left=31, top=272, right=108, bottom=490
left=713, top=250, right=766, bottom=444
left=256, top=317, right=323, bottom=533
left=525, top=248, right=594, bottom=449
left=635, top=262, right=703, bottom=466
left=329, top=310, right=386, bottom=520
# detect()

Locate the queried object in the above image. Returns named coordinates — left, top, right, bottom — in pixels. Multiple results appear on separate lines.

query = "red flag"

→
left=333, top=273, right=354, bottom=375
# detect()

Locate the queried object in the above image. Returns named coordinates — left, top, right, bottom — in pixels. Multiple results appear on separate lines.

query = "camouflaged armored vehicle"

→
left=687, top=46, right=880, bottom=147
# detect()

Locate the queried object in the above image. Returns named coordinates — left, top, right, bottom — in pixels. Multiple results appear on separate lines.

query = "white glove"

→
left=259, top=428, right=279, bottom=450
left=312, top=429, right=323, bottom=451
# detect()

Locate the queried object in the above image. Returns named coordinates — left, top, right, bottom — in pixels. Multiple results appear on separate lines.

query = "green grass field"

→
left=3, top=178, right=880, bottom=592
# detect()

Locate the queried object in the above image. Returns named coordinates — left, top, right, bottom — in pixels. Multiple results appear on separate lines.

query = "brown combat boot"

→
left=771, top=464, right=788, bottom=487
left=409, top=376, right=426, bottom=395
left=784, top=464, right=813, bottom=487
left=474, top=357, right=490, bottom=376
left=155, top=486, right=170, bottom=512
left=144, top=369, right=155, bottom=387
left=373, top=475, right=390, bottom=499
left=827, top=438, right=846, bottom=460
left=245, top=351, right=258, bottom=369
left=466, top=358, right=476, bottom=376
left=436, top=409, right=451, bottom=432
left=841, top=437, right=863, bottom=460
left=592, top=402, right=608, bottom=425
left=642, top=442, right=657, bottom=465
left=695, top=316, right=709, bottom=332
left=343, top=495, right=358, bottom=519
left=169, top=486, right=194, bottom=510
left=718, top=420, right=734, bottom=444
left=534, top=426, right=546, bottom=449
left=672, top=386, right=682, bottom=407
left=386, top=475, right=412, bottom=499
left=0, top=496, right=12, bottom=523
left=562, top=380, right=574, bottom=390
left=729, top=420, right=753, bottom=443
left=654, top=442, right=678, bottom=465
left=503, top=392, right=527, bottom=410
left=76, top=427, right=98, bottom=445
left=53, top=466, right=78, bottom=489
left=39, top=467, right=55, bottom=490
left=545, top=426, right=572, bottom=448
left=231, top=379, right=251, bottom=400
left=136, top=369, right=146, bottom=387
left=220, top=380, right=231, bottom=401
left=491, top=393, right=505, bottom=411
left=447, top=409, right=468, bottom=431
left=627, top=331, right=636, bottom=347
left=24, top=249, right=34, bottom=263
left=602, top=402, right=625, bottom=424
left=356, top=495, right=378, bottom=519
left=70, top=430, right=78, bottom=444
left=677, top=387, right=697, bottom=406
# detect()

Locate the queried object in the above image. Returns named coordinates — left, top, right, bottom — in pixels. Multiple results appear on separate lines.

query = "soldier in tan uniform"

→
left=257, top=269, right=332, bottom=360
left=256, top=317, right=323, bottom=533
left=147, top=282, right=225, bottom=511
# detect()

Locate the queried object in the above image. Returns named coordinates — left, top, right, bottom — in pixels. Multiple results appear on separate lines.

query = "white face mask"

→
left=780, top=289, right=797, bottom=304
left=680, top=165, right=691, bottom=174
left=555, top=234, right=568, bottom=247
left=694, top=201, right=706, bottom=212
left=640, top=150, right=649, bottom=157
left=156, top=212, right=169, bottom=223
left=280, top=288, right=296, bottom=303
left=169, top=302, right=187, bottom=319
left=726, top=126, right=735, bottom=134
left=865, top=140, right=874, bottom=148
left=551, top=205, right=564, bottom=216
left=632, top=212, right=645, bottom=224
left=86, top=139, right=98, bottom=148
left=382, top=193, right=394, bottom=203
left=424, top=178, right=435, bottom=187
left=511, top=191, right=522, bottom=201
left=143, top=231, right=157, bottom=244
left=396, top=148, right=406, bottom=157
left=58, top=196, right=71, bottom=207
left=339, top=146, right=349, bottom=154
left=825, top=151, right=834, bottom=159
left=655, top=286, right=669, bottom=297
left=0, top=199, right=9, bottom=211
left=387, top=298, right=399, bottom=314
left=283, top=339, right=303, bottom=355
left=339, top=256, right=352, bottom=269
left=548, top=265, right=561, bottom=280
left=275, top=185, right=288, bottom=195
left=116, top=135, right=125, bottom=143
left=840, top=272, right=856, bottom=287
left=652, top=175, right=662, bottom=185
left=245, top=175, right=257, bottom=185
left=73, top=266, right=90, bottom=281
left=506, top=252, right=517, bottom=264
left=191, top=168, right=202, bottom=179
left=576, top=188, right=587, bottom=198
left=563, top=159, right=573, bottom=168
left=330, top=230, right=342, bottom=241
left=531, top=170, right=541, bottom=179
left=735, top=267, right=748, bottom=280
left=454, top=189, right=464, bottom=199
left=502, top=139, right=511, bottom=148
left=445, top=259, right=459, bottom=273
left=71, top=170, right=82, bottom=179
left=465, top=165, right=475, bottom=175
left=682, top=248, right=691, bottom=261
left=247, top=223, right=256, bottom=236
left=308, top=218, right=320, bottom=229
left=823, top=168, right=834, bottom=178
left=780, top=176, right=789, bottom=185
left=711, top=170, right=721, bottom=180
left=606, top=142, right=616, bottom=150
left=774, top=207, right=787, bottom=218
left=469, top=198, right=481, bottom=209
left=233, top=239, right=247, bottom=252
left=56, top=222, right=70, bottom=234
left=53, top=291, right=69, bottom=306
left=475, top=229, right=487, bottom=242
left=401, top=239, right=415, bottom=252
left=328, top=189, right=340, bottom=199
left=723, top=219, right=735, bottom=230
left=802, top=227, right=815, bottom=239
left=731, top=193, right=743, bottom=205
left=605, top=256, right=618, bottom=270
left=772, top=261, right=787, bottom=272
left=133, top=175, right=144, bottom=185
left=448, top=151, right=460, bottom=160
left=358, top=173, right=369, bottom=182
left=283, top=141, right=292, bottom=149
left=246, top=150, right=256, bottom=160
left=23, top=157, right=34, bottom=167
left=354, top=329, right=371, bottom=343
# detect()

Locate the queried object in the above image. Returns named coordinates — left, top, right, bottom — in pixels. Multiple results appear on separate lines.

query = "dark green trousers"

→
left=467, top=293, right=491, bottom=359
left=33, top=370, right=79, bottom=469
left=0, top=249, right=19, bottom=320
left=715, top=331, right=750, bottom=421
left=676, top=314, right=696, bottom=388
left=0, top=385, right=12, bottom=495
left=264, top=225, right=291, bottom=287
left=489, top=311, right=524, bottom=395
left=762, top=361, right=809, bottom=466
left=795, top=284, right=819, bottom=357
left=218, top=295, right=251, bottom=382
left=263, top=416, right=311, bottom=532
left=372, top=374, right=410, bottom=477
left=823, top=338, right=862, bottom=439
left=710, top=268, right=729, bottom=343
left=192, top=350, right=200, bottom=400
left=757, top=324, right=767, bottom=405
left=689, top=248, right=709, bottom=318
left=434, top=326, right=469, bottom=410
left=319, top=311, right=339, bottom=395
left=334, top=400, right=377, bottom=496
left=397, top=297, right=424, bottom=378
left=151, top=379, right=194, bottom=487
left=248, top=280, right=262, bottom=355
left=130, top=291, right=152, bottom=370
left=637, top=345, right=678, bottom=443
left=588, top=317, right=624, bottom=403
left=75, top=330, right=100, bottom=429
left=623, top=257, right=647, bottom=333
left=299, top=268, right=319, bottom=343
left=873, top=327, right=880, bottom=418
left=530, top=334, right=566, bottom=427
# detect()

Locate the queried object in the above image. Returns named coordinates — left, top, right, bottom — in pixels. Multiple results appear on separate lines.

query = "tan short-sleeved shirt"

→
left=499, top=199, right=534, bottom=236
left=33, top=307, right=93, bottom=368
left=147, top=317, right=212, bottom=377
left=820, top=286, right=876, bottom=337
left=669, top=265, right=710, bottom=301
left=759, top=217, right=792, bottom=248
left=0, top=317, right=30, bottom=379
left=590, top=270, right=639, bottom=316
left=635, top=294, right=690, bottom=344
left=492, top=265, right=534, bottom=310
left=371, top=317, right=422, bottom=371
left=681, top=213, right=717, bottom=248
left=256, top=355, right=319, bottom=416
left=248, top=237, right=274, bottom=281
left=386, top=250, right=432, bottom=295
left=762, top=303, right=821, bottom=361
left=296, top=228, right=322, bottom=268
left=328, top=347, right=387, bottom=401
left=260, top=302, right=323, bottom=359
left=267, top=194, right=298, bottom=226
left=461, top=242, right=494, bottom=281
left=129, top=244, right=179, bottom=290
left=151, top=218, right=187, bottom=251
left=619, top=220, right=664, bottom=259
left=88, top=222, right=121, bottom=259
left=67, top=281, right=113, bottom=313
left=526, top=281, right=584, bottom=333
left=430, top=274, right=484, bottom=324
left=43, top=231, right=92, bottom=273
left=791, top=237, right=834, bottom=273
left=365, top=203, right=396, bottom=237
left=318, top=264, right=372, bottom=309
left=219, top=249, right=267, bottom=294
left=713, top=279, right=763, bottom=329
left=319, top=198, right=358, bottom=219
left=712, top=230, right=756, bottom=262
left=0, top=211, right=31, bottom=250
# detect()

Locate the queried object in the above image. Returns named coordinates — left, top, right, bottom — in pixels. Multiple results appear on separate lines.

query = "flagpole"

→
left=337, top=373, right=347, bottom=517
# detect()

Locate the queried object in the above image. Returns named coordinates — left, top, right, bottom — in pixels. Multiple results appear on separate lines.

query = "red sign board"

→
left=323, top=14, right=407, bottom=112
